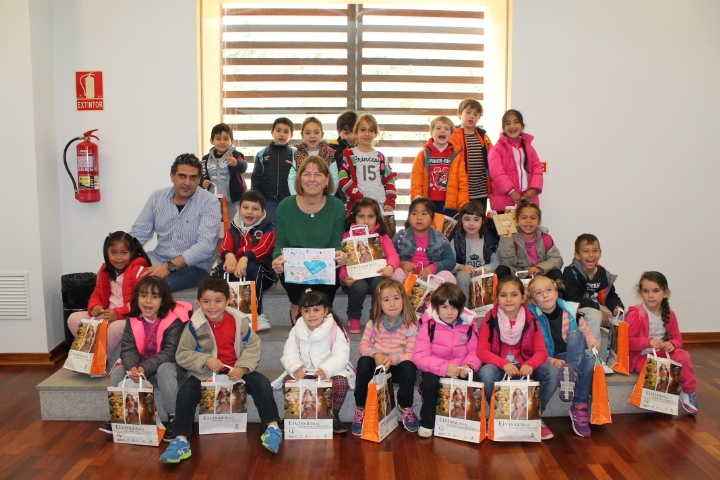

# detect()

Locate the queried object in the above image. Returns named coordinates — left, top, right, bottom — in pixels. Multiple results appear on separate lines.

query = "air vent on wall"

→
left=0, top=273, right=30, bottom=319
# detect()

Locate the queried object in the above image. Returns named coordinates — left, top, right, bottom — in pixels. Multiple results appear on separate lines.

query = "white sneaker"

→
left=256, top=314, right=271, bottom=331
left=418, top=426, right=433, bottom=438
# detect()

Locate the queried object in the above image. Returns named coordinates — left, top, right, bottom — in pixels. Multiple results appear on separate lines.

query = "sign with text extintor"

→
left=76, top=71, right=104, bottom=110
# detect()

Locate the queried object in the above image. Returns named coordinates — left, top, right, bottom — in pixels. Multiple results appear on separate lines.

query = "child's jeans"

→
left=223, top=260, right=276, bottom=314
left=354, top=356, right=417, bottom=409
left=67, top=312, right=124, bottom=355
left=341, top=276, right=384, bottom=321
left=174, top=371, right=280, bottom=438
left=110, top=362, right=185, bottom=421
left=478, top=363, right=558, bottom=411
left=631, top=348, right=697, bottom=393
left=553, top=330, right=595, bottom=405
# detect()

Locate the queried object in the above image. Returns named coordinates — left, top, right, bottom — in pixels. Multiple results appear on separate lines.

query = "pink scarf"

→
left=497, top=307, right=525, bottom=345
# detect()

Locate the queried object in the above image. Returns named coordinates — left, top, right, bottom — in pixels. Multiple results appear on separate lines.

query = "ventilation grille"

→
left=0, top=273, right=30, bottom=319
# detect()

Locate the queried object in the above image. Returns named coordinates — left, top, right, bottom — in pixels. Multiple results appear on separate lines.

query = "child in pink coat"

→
left=412, top=283, right=481, bottom=437
left=627, top=271, right=698, bottom=415
left=339, top=198, right=400, bottom=333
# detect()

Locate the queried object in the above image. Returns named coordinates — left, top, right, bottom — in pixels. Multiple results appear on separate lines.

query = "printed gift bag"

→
left=488, top=376, right=542, bottom=442
left=403, top=274, right=445, bottom=317
left=629, top=349, right=682, bottom=415
left=468, top=271, right=497, bottom=318
left=435, top=369, right=486, bottom=444
left=64, top=317, right=108, bottom=376
left=607, top=313, right=630, bottom=374
left=341, top=225, right=388, bottom=281
left=361, top=366, right=398, bottom=443
left=383, top=213, right=397, bottom=238
left=211, top=184, right=230, bottom=239
left=107, top=374, right=165, bottom=446
left=226, top=274, right=258, bottom=332
left=199, top=370, right=248, bottom=435
left=433, top=213, right=457, bottom=238
left=591, top=348, right=612, bottom=425
left=283, top=375, right=334, bottom=439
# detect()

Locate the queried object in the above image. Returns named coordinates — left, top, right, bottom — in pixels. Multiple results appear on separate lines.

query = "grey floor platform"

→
left=40, top=281, right=648, bottom=423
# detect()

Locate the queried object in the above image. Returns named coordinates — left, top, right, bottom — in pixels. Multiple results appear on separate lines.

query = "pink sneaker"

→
left=569, top=404, right=591, bottom=438
left=540, top=420, right=554, bottom=440
left=348, top=318, right=362, bottom=334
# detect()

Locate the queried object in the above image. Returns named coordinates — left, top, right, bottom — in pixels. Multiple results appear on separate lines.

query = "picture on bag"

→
left=200, top=383, right=248, bottom=415
left=108, top=390, right=156, bottom=426
left=284, top=386, right=333, bottom=420
left=73, top=323, right=98, bottom=354
left=643, top=358, right=681, bottom=395
left=493, top=386, right=511, bottom=419
left=228, top=283, right=252, bottom=313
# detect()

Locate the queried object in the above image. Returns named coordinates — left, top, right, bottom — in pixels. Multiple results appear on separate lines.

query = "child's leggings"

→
left=632, top=348, right=697, bottom=393
left=354, top=356, right=417, bottom=409
left=67, top=312, right=124, bottom=355
left=341, top=277, right=384, bottom=321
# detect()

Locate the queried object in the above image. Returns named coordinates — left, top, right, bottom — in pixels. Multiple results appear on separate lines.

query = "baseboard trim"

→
left=0, top=342, right=68, bottom=366
left=683, top=332, right=720, bottom=344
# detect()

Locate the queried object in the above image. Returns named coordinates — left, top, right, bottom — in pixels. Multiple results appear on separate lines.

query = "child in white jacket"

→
left=278, top=290, right=354, bottom=433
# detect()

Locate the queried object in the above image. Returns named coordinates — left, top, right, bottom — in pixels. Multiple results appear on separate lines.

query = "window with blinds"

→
left=220, top=2, right=492, bottom=214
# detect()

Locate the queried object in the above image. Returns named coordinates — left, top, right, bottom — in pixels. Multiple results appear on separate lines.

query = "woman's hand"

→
left=334, top=250, right=347, bottom=267
left=272, top=255, right=286, bottom=274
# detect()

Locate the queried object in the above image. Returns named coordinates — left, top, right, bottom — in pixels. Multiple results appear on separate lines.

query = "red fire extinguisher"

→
left=63, top=129, right=100, bottom=203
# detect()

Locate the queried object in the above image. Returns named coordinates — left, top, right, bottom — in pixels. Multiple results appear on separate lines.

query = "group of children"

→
left=69, top=99, right=698, bottom=462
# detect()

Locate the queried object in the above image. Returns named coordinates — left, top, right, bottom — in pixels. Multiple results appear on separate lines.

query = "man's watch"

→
left=166, top=261, right=177, bottom=273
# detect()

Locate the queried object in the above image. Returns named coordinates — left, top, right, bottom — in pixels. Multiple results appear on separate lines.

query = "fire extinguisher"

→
left=63, top=129, right=100, bottom=203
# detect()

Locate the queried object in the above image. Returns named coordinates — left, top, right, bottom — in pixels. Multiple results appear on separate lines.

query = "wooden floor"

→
left=3, top=344, right=720, bottom=480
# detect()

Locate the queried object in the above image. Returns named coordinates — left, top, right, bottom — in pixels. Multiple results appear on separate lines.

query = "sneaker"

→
left=333, top=413, right=348, bottom=434
left=98, top=422, right=113, bottom=434
left=679, top=391, right=698, bottom=415
left=540, top=421, right=554, bottom=440
left=558, top=364, right=577, bottom=402
left=256, top=314, right=271, bottom=331
left=163, top=417, right=176, bottom=442
left=418, top=426, right=433, bottom=438
left=159, top=437, right=192, bottom=463
left=261, top=425, right=283, bottom=454
left=569, top=404, right=591, bottom=438
left=352, top=408, right=365, bottom=436
left=348, top=318, right=362, bottom=334
left=399, top=406, right=419, bottom=433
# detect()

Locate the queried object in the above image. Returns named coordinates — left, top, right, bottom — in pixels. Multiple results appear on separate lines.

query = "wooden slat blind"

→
left=222, top=3, right=487, bottom=216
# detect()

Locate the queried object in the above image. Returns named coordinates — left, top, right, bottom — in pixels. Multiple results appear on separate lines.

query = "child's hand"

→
left=662, top=342, right=675, bottom=353
left=383, top=204, right=393, bottom=212
left=228, top=367, right=246, bottom=381
left=458, top=367, right=470, bottom=379
left=344, top=276, right=356, bottom=287
left=234, top=257, right=248, bottom=278
left=549, top=358, right=565, bottom=367
left=522, top=188, right=537, bottom=202
left=460, top=265, right=475, bottom=275
left=293, top=367, right=306, bottom=379
left=316, top=368, right=326, bottom=380
left=519, top=364, right=533, bottom=377
left=510, top=190, right=523, bottom=205
left=205, top=357, right=224, bottom=373
left=503, top=363, right=520, bottom=377
left=447, top=364, right=460, bottom=378
left=649, top=338, right=664, bottom=350
left=272, top=255, right=286, bottom=274
left=128, top=366, right=145, bottom=383
left=400, top=261, right=415, bottom=274
left=90, top=305, right=104, bottom=317
left=600, top=309, right=611, bottom=326
left=101, top=309, right=118, bottom=322
left=334, top=250, right=348, bottom=267
left=418, top=267, right=433, bottom=281
left=228, top=156, right=237, bottom=167
left=527, top=266, right=542, bottom=277
left=613, top=306, right=624, bottom=317
left=379, top=265, right=394, bottom=278
left=223, top=254, right=238, bottom=273
left=587, top=342, right=600, bottom=352
left=202, top=179, right=212, bottom=189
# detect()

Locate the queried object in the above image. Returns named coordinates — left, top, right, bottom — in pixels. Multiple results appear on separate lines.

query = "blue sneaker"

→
left=399, top=405, right=419, bottom=433
left=159, top=437, right=191, bottom=463
left=261, top=425, right=282, bottom=454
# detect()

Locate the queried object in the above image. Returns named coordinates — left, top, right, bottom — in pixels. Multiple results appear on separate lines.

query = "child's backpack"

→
left=514, top=232, right=553, bottom=255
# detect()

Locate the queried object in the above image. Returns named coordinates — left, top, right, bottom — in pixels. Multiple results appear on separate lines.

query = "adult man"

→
left=131, top=153, right=221, bottom=291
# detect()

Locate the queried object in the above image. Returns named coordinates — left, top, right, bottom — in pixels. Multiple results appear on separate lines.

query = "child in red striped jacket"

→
left=352, top=279, right=419, bottom=435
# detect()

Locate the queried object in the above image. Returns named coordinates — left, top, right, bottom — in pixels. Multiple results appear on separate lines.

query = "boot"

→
left=333, top=412, right=347, bottom=434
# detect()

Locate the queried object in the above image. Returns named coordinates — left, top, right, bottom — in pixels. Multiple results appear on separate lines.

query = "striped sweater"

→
left=529, top=299, right=597, bottom=359
left=359, top=320, right=418, bottom=365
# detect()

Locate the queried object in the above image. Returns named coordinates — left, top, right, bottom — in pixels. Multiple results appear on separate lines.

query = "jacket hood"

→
left=293, top=314, right=336, bottom=343
left=497, top=132, right=534, bottom=147
left=428, top=305, right=477, bottom=327
left=231, top=210, right=267, bottom=232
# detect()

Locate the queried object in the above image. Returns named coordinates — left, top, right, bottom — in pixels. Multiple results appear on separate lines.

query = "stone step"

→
left=37, top=365, right=647, bottom=424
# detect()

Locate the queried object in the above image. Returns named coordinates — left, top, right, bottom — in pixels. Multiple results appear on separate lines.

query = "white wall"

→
left=512, top=0, right=720, bottom=331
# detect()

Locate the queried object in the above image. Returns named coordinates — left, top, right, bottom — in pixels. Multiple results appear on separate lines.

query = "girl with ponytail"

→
left=626, top=271, right=698, bottom=415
